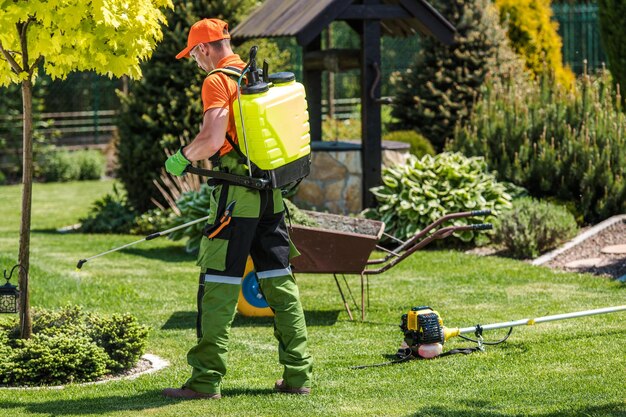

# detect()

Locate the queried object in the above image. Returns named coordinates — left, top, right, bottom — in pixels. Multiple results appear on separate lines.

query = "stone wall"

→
left=292, top=140, right=409, bottom=214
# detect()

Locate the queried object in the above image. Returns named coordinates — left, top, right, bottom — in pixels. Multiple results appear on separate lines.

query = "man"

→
left=161, top=18, right=313, bottom=400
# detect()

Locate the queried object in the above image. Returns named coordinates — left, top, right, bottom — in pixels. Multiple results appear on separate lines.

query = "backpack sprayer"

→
left=185, top=46, right=311, bottom=190
left=353, top=305, right=626, bottom=368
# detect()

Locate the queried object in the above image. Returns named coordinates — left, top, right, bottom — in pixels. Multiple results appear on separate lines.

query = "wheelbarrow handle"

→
left=470, top=209, right=492, bottom=217
left=471, top=223, right=493, bottom=230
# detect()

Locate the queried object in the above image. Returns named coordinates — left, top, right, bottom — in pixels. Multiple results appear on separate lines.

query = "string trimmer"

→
left=352, top=305, right=625, bottom=369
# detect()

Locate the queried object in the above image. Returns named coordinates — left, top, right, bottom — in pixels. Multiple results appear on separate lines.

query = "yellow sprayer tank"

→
left=233, top=72, right=311, bottom=171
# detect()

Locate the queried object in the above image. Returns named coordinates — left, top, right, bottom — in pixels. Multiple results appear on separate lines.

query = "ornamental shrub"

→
left=0, top=306, right=148, bottom=386
left=130, top=207, right=176, bottom=235
left=79, top=185, right=137, bottom=234
left=365, top=152, right=513, bottom=243
left=87, top=313, right=149, bottom=372
left=450, top=69, right=626, bottom=223
left=36, top=149, right=105, bottom=182
left=37, top=150, right=80, bottom=182
left=382, top=130, right=435, bottom=159
left=494, top=0, right=575, bottom=87
left=492, top=197, right=578, bottom=259
left=74, top=150, right=106, bottom=180
left=0, top=333, right=109, bottom=386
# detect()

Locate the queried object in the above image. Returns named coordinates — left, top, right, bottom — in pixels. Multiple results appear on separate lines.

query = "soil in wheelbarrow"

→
left=300, top=210, right=383, bottom=237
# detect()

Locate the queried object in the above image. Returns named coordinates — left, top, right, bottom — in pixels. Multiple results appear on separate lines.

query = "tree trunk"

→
left=18, top=78, right=33, bottom=339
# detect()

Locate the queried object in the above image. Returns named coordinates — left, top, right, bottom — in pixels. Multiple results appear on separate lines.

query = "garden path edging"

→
left=532, top=214, right=626, bottom=266
left=0, top=353, right=169, bottom=390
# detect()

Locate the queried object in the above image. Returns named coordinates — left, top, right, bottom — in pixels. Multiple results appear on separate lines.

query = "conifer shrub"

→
left=492, top=197, right=577, bottom=259
left=450, top=70, right=626, bottom=223
left=382, top=130, right=435, bottom=158
left=391, top=0, right=525, bottom=151
left=365, top=152, right=512, bottom=243
left=0, top=306, right=148, bottom=386
left=495, top=0, right=575, bottom=87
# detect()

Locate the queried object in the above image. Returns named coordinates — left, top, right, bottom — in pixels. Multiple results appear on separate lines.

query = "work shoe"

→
left=274, top=379, right=311, bottom=395
left=162, top=387, right=221, bottom=400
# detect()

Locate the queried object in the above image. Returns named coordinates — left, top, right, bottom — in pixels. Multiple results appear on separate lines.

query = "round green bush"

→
left=38, top=150, right=80, bottom=182
left=383, top=130, right=435, bottom=158
left=0, top=306, right=148, bottom=387
left=492, top=197, right=578, bottom=259
left=74, top=150, right=106, bottom=180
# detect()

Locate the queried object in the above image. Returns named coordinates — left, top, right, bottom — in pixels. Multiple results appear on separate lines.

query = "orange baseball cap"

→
left=176, top=18, right=231, bottom=59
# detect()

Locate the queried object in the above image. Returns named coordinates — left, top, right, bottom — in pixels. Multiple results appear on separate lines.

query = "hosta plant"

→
left=366, top=152, right=513, bottom=243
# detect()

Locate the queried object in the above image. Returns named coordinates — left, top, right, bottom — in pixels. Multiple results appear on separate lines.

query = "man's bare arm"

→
left=183, top=107, right=229, bottom=161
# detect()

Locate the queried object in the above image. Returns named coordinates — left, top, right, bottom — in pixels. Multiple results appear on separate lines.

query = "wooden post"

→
left=326, top=26, right=335, bottom=120
left=303, top=36, right=323, bottom=142
left=359, top=2, right=382, bottom=209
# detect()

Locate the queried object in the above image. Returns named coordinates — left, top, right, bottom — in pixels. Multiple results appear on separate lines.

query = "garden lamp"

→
left=1, top=265, right=21, bottom=314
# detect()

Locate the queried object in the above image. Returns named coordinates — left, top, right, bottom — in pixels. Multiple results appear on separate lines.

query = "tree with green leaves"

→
left=0, top=0, right=171, bottom=338
left=391, top=0, right=524, bottom=151
left=599, top=0, right=626, bottom=107
left=116, top=0, right=294, bottom=213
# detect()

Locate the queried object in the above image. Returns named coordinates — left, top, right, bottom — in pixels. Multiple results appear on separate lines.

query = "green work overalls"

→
left=184, top=153, right=313, bottom=395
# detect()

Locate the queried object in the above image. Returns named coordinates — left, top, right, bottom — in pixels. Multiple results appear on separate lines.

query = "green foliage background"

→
left=391, top=0, right=524, bottom=151
left=450, top=70, right=626, bottom=223
left=598, top=0, right=626, bottom=107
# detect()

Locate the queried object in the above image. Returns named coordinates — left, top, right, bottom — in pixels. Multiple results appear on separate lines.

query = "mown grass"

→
left=0, top=180, right=624, bottom=417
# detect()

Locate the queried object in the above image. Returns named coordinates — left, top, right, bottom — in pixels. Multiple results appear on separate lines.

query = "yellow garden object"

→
left=233, top=73, right=311, bottom=171
left=237, top=257, right=274, bottom=317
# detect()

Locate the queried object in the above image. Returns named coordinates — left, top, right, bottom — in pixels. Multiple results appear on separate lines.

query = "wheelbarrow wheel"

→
left=237, top=257, right=274, bottom=317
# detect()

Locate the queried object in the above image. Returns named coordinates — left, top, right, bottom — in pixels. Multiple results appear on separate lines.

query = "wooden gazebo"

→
left=231, top=0, right=455, bottom=208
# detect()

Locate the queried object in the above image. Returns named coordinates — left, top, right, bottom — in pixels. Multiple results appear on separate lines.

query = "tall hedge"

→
left=116, top=0, right=260, bottom=212
left=598, top=0, right=626, bottom=107
left=449, top=70, right=626, bottom=223
left=495, top=0, right=574, bottom=87
left=391, top=0, right=524, bottom=151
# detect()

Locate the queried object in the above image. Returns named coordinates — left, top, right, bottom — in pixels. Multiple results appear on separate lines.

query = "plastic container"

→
left=233, top=72, right=311, bottom=171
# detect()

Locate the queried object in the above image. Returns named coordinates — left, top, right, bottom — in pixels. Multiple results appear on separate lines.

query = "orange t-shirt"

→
left=201, top=54, right=246, bottom=157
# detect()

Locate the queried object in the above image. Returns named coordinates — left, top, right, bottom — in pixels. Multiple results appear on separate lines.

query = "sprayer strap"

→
left=185, top=165, right=271, bottom=190
left=208, top=66, right=253, bottom=165
left=208, top=66, right=243, bottom=79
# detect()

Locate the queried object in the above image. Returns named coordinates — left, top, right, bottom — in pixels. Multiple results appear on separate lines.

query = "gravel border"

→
left=531, top=214, right=626, bottom=266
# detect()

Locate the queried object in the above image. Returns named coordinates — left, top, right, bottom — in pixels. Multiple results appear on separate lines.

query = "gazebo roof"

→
left=231, top=0, right=455, bottom=45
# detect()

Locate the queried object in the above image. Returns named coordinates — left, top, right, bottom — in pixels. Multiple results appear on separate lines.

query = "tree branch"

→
left=29, top=56, right=43, bottom=76
left=17, top=20, right=31, bottom=72
left=0, top=41, right=23, bottom=74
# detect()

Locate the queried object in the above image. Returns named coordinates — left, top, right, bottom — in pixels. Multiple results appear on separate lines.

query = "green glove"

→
left=165, top=147, right=190, bottom=176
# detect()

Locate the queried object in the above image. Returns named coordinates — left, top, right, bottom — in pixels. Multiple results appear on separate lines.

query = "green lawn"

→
left=0, top=180, right=624, bottom=417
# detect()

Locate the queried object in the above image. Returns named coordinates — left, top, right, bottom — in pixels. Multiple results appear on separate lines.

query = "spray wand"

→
left=76, top=214, right=213, bottom=269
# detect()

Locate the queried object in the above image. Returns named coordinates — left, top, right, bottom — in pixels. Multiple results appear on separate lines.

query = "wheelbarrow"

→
left=237, top=210, right=492, bottom=320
